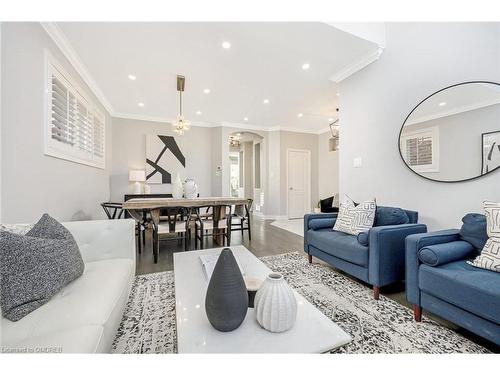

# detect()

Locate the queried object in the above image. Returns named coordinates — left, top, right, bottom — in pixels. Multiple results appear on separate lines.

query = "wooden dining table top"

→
left=122, top=196, right=252, bottom=210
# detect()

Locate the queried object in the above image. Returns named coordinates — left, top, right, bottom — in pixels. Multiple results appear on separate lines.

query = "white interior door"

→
left=287, top=149, right=311, bottom=219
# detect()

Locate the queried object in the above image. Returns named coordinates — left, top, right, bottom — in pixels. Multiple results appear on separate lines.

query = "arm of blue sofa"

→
left=405, top=229, right=461, bottom=306
left=303, top=213, right=338, bottom=253
left=368, top=223, right=427, bottom=287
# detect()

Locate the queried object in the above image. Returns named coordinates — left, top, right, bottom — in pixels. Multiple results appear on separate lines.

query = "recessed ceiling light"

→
left=243, top=117, right=249, bottom=121
left=128, top=74, right=137, bottom=80
left=297, top=113, right=303, bottom=118
left=196, top=110, right=202, bottom=115
left=203, top=88, right=211, bottom=94
left=336, top=93, right=340, bottom=97
left=222, top=41, right=231, bottom=49
left=138, top=102, right=144, bottom=107
left=302, top=63, right=310, bottom=70
left=439, top=102, right=447, bottom=106
left=328, top=118, right=334, bottom=122
left=263, top=99, right=269, bottom=104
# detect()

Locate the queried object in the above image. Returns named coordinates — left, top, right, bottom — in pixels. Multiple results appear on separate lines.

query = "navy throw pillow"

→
left=374, top=206, right=410, bottom=227
left=459, top=213, right=488, bottom=250
left=357, top=231, right=369, bottom=246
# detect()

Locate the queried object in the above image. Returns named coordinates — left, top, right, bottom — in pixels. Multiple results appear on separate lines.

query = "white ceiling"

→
left=56, top=22, right=378, bottom=133
left=406, top=82, right=500, bottom=126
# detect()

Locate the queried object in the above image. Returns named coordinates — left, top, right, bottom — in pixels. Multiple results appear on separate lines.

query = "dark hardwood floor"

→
left=134, top=216, right=499, bottom=353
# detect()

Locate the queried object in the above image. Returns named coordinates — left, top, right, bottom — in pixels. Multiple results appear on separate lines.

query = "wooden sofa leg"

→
left=373, top=286, right=380, bottom=300
left=413, top=305, right=422, bottom=322
left=308, top=254, right=312, bottom=264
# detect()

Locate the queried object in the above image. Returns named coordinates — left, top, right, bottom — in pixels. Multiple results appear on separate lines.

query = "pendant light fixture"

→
left=329, top=119, right=339, bottom=151
left=173, top=75, right=190, bottom=135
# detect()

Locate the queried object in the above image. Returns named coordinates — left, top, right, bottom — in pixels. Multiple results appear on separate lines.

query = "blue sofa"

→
left=406, top=230, right=500, bottom=345
left=304, top=207, right=426, bottom=299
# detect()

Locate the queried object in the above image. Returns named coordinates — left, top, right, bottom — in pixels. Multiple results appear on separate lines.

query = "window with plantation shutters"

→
left=45, top=54, right=105, bottom=169
left=401, top=127, right=439, bottom=173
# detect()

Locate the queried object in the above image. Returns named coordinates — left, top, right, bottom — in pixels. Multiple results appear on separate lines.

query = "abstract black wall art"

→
left=146, top=135, right=186, bottom=184
left=482, top=130, right=500, bottom=175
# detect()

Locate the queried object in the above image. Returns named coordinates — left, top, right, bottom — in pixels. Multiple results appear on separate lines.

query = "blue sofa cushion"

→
left=357, top=231, right=369, bottom=246
left=418, top=241, right=474, bottom=266
left=374, top=206, right=410, bottom=227
left=308, top=218, right=336, bottom=230
left=308, top=229, right=368, bottom=267
left=419, top=260, right=500, bottom=324
left=459, top=213, right=488, bottom=250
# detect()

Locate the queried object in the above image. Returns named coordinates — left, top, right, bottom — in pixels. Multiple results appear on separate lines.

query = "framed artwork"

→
left=146, top=135, right=185, bottom=184
left=482, top=130, right=500, bottom=174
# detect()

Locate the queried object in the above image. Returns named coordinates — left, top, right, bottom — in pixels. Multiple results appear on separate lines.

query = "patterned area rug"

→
left=112, top=252, right=490, bottom=354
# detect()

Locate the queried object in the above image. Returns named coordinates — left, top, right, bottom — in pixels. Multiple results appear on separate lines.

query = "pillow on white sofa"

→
left=0, top=214, right=85, bottom=321
left=468, top=201, right=500, bottom=273
left=333, top=195, right=376, bottom=236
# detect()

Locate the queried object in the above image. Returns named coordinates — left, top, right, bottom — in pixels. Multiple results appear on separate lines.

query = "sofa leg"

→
left=373, top=286, right=380, bottom=300
left=413, top=305, right=422, bottom=322
left=308, top=254, right=312, bottom=264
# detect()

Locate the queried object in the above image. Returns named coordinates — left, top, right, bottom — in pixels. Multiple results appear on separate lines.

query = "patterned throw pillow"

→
left=467, top=201, right=500, bottom=273
left=0, top=214, right=85, bottom=321
left=333, top=195, right=376, bottom=235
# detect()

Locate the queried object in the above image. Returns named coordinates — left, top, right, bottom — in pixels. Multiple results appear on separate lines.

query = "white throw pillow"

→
left=333, top=195, right=376, bottom=236
left=467, top=201, right=500, bottom=273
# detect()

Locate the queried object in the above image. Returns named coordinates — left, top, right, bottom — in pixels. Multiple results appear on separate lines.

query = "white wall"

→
left=318, top=130, right=339, bottom=199
left=1, top=23, right=112, bottom=223
left=110, top=117, right=213, bottom=201
left=339, top=22, right=500, bottom=230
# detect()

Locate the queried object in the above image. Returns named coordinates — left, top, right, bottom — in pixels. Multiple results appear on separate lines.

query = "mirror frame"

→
left=398, top=80, right=500, bottom=183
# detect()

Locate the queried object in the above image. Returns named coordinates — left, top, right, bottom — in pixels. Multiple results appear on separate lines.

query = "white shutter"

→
left=50, top=76, right=74, bottom=145
left=93, top=110, right=105, bottom=159
left=45, top=54, right=105, bottom=169
left=401, top=127, right=439, bottom=173
left=406, top=136, right=433, bottom=166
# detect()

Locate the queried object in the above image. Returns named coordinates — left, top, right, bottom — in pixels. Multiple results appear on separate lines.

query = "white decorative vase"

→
left=172, top=173, right=183, bottom=199
left=254, top=273, right=297, bottom=333
left=184, top=178, right=198, bottom=199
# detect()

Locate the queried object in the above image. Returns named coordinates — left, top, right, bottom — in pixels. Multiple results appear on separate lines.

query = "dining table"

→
left=122, top=197, right=253, bottom=263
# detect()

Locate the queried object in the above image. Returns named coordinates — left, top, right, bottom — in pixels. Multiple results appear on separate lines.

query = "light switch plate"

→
left=353, top=157, right=362, bottom=168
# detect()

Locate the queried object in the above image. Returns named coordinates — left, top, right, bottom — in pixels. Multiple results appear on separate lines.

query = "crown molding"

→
left=40, top=22, right=115, bottom=115
left=405, top=98, right=500, bottom=126
left=330, top=46, right=384, bottom=83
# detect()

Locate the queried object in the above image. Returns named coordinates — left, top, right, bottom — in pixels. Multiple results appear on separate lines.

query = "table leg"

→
left=213, top=205, right=225, bottom=246
left=150, top=208, right=160, bottom=263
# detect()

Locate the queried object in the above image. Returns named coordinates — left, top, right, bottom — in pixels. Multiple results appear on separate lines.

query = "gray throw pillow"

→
left=0, top=214, right=85, bottom=321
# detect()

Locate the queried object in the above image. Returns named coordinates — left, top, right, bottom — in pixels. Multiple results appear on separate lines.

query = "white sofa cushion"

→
left=2, top=258, right=133, bottom=352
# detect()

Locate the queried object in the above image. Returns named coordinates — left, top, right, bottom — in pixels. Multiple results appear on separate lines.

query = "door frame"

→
left=286, top=148, right=311, bottom=219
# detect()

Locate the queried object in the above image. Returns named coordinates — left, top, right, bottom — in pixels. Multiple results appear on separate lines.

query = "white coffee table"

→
left=173, top=245, right=351, bottom=353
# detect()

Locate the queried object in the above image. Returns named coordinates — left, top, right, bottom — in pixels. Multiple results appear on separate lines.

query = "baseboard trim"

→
left=252, top=213, right=289, bottom=221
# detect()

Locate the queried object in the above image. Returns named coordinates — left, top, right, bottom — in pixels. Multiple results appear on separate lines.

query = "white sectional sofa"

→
left=1, top=219, right=136, bottom=353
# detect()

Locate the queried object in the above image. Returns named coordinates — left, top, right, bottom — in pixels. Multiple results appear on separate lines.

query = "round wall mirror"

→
left=399, top=81, right=500, bottom=183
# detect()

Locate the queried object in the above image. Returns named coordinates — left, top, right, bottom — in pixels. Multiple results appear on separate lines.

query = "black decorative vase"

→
left=205, top=248, right=248, bottom=332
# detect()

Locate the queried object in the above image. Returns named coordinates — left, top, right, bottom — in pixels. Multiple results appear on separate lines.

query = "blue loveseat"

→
left=406, top=230, right=500, bottom=345
left=304, top=207, right=426, bottom=299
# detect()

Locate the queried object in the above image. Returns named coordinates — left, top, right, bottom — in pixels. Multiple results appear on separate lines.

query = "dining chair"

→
left=155, top=207, right=192, bottom=252
left=229, top=199, right=253, bottom=241
left=193, top=205, right=231, bottom=249
left=100, top=202, right=125, bottom=219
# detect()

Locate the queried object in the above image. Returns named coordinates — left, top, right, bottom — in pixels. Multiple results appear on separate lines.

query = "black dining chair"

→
left=229, top=199, right=253, bottom=241
left=193, top=205, right=232, bottom=249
